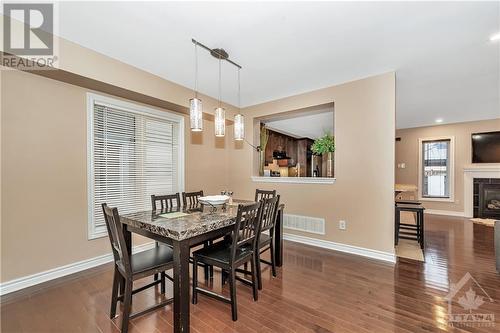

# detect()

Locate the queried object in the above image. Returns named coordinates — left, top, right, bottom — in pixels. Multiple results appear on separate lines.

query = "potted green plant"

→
left=311, top=134, right=335, bottom=177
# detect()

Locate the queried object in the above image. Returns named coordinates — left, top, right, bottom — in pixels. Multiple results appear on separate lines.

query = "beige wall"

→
left=1, top=29, right=396, bottom=283
left=0, top=69, right=230, bottom=282
left=2, top=69, right=396, bottom=284
left=395, top=119, right=500, bottom=213
left=1, top=28, right=238, bottom=283
left=229, top=72, right=396, bottom=254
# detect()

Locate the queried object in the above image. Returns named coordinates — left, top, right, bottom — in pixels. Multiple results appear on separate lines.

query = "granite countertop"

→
left=120, top=203, right=243, bottom=241
left=395, top=184, right=418, bottom=192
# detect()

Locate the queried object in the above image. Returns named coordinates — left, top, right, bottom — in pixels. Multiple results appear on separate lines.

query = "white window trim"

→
left=86, top=93, right=185, bottom=240
left=417, top=136, right=455, bottom=203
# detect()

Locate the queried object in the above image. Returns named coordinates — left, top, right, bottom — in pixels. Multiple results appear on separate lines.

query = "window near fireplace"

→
left=418, top=136, right=455, bottom=202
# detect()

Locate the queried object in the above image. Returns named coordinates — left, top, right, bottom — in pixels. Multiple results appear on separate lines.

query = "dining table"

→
left=120, top=199, right=284, bottom=333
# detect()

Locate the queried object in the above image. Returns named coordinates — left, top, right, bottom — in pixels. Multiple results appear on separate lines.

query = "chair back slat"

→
left=151, top=193, right=181, bottom=211
left=182, top=190, right=204, bottom=208
left=259, top=195, right=280, bottom=233
left=255, top=189, right=276, bottom=202
left=102, top=203, right=131, bottom=274
left=231, top=202, right=262, bottom=262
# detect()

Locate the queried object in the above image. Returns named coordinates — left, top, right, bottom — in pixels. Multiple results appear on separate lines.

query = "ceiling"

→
left=264, top=111, right=334, bottom=140
left=45, top=2, right=500, bottom=128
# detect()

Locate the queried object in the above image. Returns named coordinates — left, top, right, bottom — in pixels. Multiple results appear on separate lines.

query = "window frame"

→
left=417, top=136, right=455, bottom=202
left=86, top=93, right=185, bottom=239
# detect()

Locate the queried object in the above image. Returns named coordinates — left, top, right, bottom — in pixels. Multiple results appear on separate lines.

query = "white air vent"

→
left=283, top=214, right=325, bottom=235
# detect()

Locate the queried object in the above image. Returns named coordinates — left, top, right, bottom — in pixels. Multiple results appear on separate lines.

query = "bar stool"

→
left=395, top=202, right=425, bottom=249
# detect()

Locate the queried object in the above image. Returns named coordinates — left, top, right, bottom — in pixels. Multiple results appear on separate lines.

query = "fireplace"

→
left=474, top=178, right=500, bottom=219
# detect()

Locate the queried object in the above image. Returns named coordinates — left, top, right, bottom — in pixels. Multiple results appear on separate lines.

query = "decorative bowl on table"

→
left=198, top=195, right=230, bottom=206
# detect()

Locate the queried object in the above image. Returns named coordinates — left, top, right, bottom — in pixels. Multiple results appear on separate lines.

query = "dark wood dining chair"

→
left=151, top=193, right=180, bottom=281
left=182, top=190, right=204, bottom=208
left=255, top=189, right=276, bottom=202
left=255, top=195, right=280, bottom=289
left=181, top=190, right=215, bottom=279
left=192, top=202, right=262, bottom=321
left=151, top=193, right=181, bottom=211
left=102, top=204, right=174, bottom=333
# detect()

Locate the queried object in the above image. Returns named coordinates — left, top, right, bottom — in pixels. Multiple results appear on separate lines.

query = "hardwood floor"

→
left=1, top=214, right=499, bottom=332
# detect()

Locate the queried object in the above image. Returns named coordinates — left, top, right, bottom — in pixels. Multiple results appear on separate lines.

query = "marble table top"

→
left=120, top=202, right=250, bottom=241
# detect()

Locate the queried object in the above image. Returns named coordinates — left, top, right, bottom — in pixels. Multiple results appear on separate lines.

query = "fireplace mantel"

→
left=463, top=164, right=500, bottom=217
left=464, top=164, right=500, bottom=173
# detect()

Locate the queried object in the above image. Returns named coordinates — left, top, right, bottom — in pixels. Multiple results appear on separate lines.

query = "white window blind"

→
left=418, top=136, right=454, bottom=202
left=88, top=94, right=184, bottom=239
left=421, top=139, right=450, bottom=198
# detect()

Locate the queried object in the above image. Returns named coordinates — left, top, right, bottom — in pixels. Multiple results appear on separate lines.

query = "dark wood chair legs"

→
left=269, top=240, right=276, bottom=277
left=193, top=257, right=259, bottom=322
left=256, top=253, right=263, bottom=290
left=228, top=268, right=238, bottom=321
left=202, top=240, right=214, bottom=280
left=110, top=267, right=121, bottom=319
left=395, top=207, right=400, bottom=245
left=250, top=254, right=259, bottom=301
left=256, top=242, right=276, bottom=290
left=192, top=258, right=199, bottom=305
left=160, top=272, right=166, bottom=294
left=417, top=209, right=425, bottom=249
left=121, top=280, right=133, bottom=333
left=255, top=196, right=281, bottom=290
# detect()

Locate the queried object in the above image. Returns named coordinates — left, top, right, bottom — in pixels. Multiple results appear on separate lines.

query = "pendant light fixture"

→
left=189, top=43, right=203, bottom=131
left=189, top=39, right=260, bottom=150
left=214, top=57, right=225, bottom=137
left=234, top=68, right=244, bottom=140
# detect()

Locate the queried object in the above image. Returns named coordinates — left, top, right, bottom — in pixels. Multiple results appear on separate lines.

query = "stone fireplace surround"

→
left=464, top=164, right=500, bottom=218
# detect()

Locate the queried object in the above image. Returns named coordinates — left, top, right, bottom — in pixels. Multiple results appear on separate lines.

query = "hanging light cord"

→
left=194, top=43, right=198, bottom=98
left=218, top=58, right=222, bottom=108
left=238, top=68, right=241, bottom=111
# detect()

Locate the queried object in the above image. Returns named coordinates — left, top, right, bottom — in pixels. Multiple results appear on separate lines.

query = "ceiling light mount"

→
left=210, top=48, right=229, bottom=60
left=191, top=39, right=242, bottom=69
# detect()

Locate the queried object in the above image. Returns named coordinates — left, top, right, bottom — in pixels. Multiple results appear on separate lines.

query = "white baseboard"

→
left=0, top=242, right=155, bottom=296
left=424, top=209, right=465, bottom=217
left=2, top=235, right=397, bottom=296
left=283, top=233, right=396, bottom=264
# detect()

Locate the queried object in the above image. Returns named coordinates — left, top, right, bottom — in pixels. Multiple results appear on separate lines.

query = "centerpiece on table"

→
left=199, top=195, right=230, bottom=213
left=311, top=134, right=335, bottom=177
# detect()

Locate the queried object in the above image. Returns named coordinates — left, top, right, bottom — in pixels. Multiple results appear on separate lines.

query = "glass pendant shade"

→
left=189, top=98, right=203, bottom=131
left=234, top=114, right=244, bottom=140
left=214, top=107, right=225, bottom=137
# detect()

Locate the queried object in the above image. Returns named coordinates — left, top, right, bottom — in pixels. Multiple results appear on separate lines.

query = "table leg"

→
left=275, top=205, right=284, bottom=267
left=172, top=240, right=191, bottom=333
left=122, top=225, right=132, bottom=295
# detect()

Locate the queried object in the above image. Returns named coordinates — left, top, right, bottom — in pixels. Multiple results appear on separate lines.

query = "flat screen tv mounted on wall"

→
left=472, top=131, right=500, bottom=163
